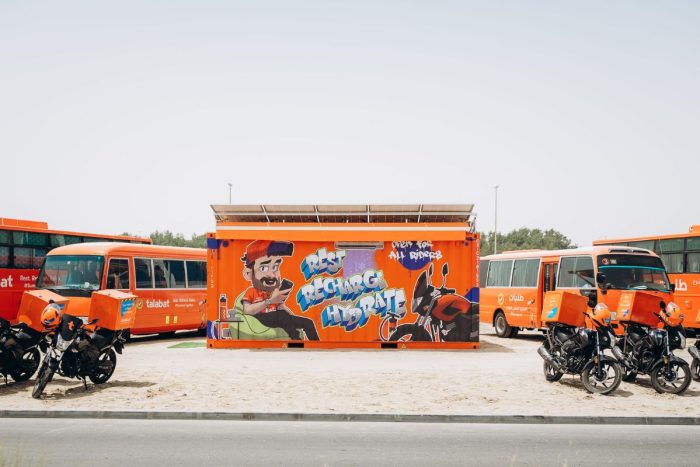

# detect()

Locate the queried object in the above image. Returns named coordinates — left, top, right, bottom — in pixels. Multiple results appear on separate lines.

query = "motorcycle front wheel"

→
left=32, top=358, right=54, bottom=399
left=89, top=349, right=117, bottom=384
left=10, top=348, right=40, bottom=382
left=691, top=359, right=700, bottom=382
left=389, top=324, right=431, bottom=342
left=650, top=360, right=691, bottom=395
left=581, top=358, right=622, bottom=395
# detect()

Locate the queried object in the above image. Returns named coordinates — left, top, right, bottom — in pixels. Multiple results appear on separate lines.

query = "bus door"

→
left=537, top=262, right=557, bottom=326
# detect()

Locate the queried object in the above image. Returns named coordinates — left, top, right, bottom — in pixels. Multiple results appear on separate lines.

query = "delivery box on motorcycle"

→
left=17, top=290, right=70, bottom=332
left=88, top=290, right=137, bottom=330
left=540, top=291, right=588, bottom=327
left=617, top=291, right=663, bottom=328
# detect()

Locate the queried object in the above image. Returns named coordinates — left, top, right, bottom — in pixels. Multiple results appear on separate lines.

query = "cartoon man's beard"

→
left=252, top=275, right=279, bottom=292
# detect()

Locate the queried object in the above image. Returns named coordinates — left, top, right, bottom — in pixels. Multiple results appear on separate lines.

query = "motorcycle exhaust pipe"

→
left=537, top=346, right=562, bottom=371
left=612, top=346, right=631, bottom=369
left=688, top=345, right=700, bottom=361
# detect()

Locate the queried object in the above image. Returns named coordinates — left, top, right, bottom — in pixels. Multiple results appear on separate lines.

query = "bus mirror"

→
left=670, top=283, right=676, bottom=292
left=596, top=272, right=606, bottom=285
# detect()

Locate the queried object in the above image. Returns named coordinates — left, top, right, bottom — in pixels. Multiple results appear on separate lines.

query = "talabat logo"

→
left=146, top=299, right=170, bottom=309
left=547, top=307, right=558, bottom=319
left=0, top=274, right=13, bottom=288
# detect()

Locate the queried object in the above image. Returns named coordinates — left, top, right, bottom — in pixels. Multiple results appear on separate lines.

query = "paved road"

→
left=1, top=419, right=699, bottom=466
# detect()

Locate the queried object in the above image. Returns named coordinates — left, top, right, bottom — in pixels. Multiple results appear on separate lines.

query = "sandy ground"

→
left=2, top=325, right=699, bottom=417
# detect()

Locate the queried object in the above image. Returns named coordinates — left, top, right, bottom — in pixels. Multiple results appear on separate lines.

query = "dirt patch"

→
left=1, top=327, right=699, bottom=417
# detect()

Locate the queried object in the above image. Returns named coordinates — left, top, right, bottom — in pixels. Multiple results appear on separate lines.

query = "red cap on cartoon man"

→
left=241, top=240, right=294, bottom=265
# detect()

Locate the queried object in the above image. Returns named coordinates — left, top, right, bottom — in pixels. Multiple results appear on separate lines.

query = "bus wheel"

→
left=494, top=312, right=511, bottom=338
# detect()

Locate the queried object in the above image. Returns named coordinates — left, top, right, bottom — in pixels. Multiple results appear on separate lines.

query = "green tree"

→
left=120, top=231, right=207, bottom=248
left=480, top=228, right=576, bottom=255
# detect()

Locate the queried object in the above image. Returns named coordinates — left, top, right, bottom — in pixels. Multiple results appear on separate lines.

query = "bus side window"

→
left=107, top=259, right=130, bottom=290
left=153, top=259, right=169, bottom=289
left=135, top=259, right=153, bottom=289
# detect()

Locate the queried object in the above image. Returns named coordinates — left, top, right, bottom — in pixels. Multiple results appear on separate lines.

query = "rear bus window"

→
left=135, top=258, right=153, bottom=288
left=479, top=260, right=489, bottom=288
left=186, top=261, right=206, bottom=288
left=107, top=259, right=130, bottom=289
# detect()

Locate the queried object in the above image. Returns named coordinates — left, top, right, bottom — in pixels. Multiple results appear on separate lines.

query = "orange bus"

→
left=594, top=225, right=700, bottom=330
left=33, top=243, right=207, bottom=336
left=0, top=218, right=150, bottom=321
left=480, top=246, right=674, bottom=337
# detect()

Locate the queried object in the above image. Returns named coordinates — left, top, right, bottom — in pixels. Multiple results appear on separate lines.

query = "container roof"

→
left=211, top=204, right=475, bottom=224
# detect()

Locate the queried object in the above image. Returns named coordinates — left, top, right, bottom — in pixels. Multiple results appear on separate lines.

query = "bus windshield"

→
left=37, top=255, right=105, bottom=296
left=597, top=255, right=671, bottom=292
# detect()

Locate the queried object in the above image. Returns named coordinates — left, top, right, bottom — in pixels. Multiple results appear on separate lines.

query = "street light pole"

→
left=494, top=185, right=499, bottom=254
left=228, top=182, right=232, bottom=204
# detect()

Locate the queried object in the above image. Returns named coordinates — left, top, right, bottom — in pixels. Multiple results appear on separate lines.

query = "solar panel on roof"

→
left=210, top=204, right=475, bottom=225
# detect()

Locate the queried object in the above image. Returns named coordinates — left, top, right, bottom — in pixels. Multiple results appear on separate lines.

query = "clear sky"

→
left=1, top=1, right=698, bottom=245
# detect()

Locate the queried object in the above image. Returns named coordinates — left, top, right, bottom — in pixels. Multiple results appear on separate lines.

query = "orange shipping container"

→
left=205, top=204, right=480, bottom=349
left=540, top=290, right=588, bottom=328
left=17, top=290, right=70, bottom=332
left=617, top=291, right=664, bottom=328
left=88, top=290, right=137, bottom=330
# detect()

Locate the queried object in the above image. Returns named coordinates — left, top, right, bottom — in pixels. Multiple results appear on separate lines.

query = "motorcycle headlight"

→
left=57, top=335, right=71, bottom=351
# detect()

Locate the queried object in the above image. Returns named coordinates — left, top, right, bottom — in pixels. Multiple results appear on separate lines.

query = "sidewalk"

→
left=1, top=329, right=699, bottom=419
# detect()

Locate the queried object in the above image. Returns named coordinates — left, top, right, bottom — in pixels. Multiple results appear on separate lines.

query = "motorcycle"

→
left=387, top=263, right=477, bottom=342
left=0, top=317, right=42, bottom=384
left=537, top=303, right=623, bottom=395
left=32, top=313, right=127, bottom=399
left=689, top=339, right=700, bottom=382
left=614, top=301, right=692, bottom=394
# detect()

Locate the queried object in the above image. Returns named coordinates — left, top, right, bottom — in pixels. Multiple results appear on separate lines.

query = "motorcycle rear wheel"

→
left=32, top=359, right=54, bottom=399
left=389, top=324, right=431, bottom=342
left=89, top=349, right=117, bottom=384
left=581, top=359, right=622, bottom=395
left=691, top=359, right=700, bottom=382
left=650, top=360, right=691, bottom=395
left=10, top=348, right=40, bottom=382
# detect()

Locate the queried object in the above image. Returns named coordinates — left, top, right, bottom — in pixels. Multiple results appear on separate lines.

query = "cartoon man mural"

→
left=241, top=240, right=320, bottom=340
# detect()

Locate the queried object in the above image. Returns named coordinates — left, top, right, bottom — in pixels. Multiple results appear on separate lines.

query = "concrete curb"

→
left=1, top=410, right=699, bottom=425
